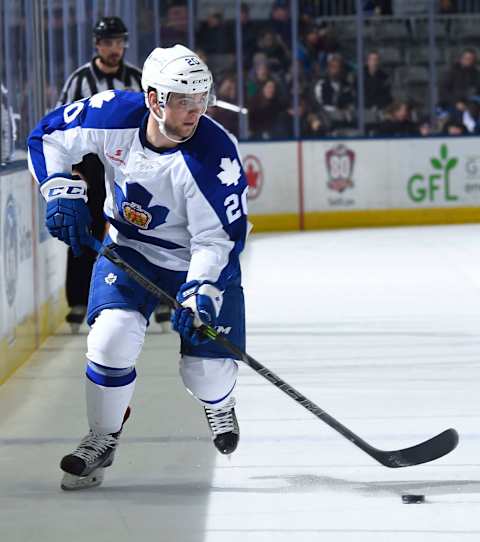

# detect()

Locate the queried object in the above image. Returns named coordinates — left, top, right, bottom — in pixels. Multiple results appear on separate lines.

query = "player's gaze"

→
left=167, top=92, right=209, bottom=114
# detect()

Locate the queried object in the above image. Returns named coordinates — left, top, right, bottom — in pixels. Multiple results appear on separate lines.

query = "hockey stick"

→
left=86, top=237, right=459, bottom=467
left=215, top=99, right=248, bottom=115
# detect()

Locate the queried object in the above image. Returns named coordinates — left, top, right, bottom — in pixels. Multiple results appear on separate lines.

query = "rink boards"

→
left=0, top=169, right=66, bottom=384
left=242, top=136, right=480, bottom=231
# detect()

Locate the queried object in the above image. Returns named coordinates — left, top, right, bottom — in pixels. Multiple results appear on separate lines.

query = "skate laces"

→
left=71, top=431, right=118, bottom=464
left=205, top=397, right=238, bottom=436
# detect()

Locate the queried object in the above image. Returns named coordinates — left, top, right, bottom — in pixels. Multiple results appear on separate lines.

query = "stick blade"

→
left=372, top=428, right=459, bottom=468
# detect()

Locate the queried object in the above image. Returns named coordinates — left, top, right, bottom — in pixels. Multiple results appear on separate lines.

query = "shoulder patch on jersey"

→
left=217, top=157, right=241, bottom=187
left=89, top=90, right=116, bottom=108
left=83, top=90, right=146, bottom=130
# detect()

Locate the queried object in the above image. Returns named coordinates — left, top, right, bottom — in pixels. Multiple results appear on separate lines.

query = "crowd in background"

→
left=201, top=0, right=480, bottom=139
left=4, top=0, right=480, bottom=166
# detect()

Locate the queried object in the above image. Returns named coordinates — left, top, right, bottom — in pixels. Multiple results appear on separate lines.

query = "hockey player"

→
left=28, top=44, right=249, bottom=490
left=57, top=16, right=143, bottom=332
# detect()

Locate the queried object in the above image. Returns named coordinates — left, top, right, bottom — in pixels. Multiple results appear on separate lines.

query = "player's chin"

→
left=181, top=123, right=198, bottom=137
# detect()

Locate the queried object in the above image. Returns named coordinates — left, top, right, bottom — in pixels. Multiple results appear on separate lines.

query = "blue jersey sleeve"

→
left=181, top=117, right=249, bottom=289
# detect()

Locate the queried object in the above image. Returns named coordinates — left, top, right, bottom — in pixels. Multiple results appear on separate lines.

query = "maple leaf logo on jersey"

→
left=115, top=182, right=169, bottom=230
left=89, top=90, right=115, bottom=108
left=217, top=158, right=241, bottom=187
left=104, top=272, right=117, bottom=285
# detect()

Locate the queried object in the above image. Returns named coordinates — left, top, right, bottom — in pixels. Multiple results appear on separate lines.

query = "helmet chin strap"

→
left=150, top=106, right=196, bottom=145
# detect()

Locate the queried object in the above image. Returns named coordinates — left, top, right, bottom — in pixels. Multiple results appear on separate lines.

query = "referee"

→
left=57, top=16, right=142, bottom=331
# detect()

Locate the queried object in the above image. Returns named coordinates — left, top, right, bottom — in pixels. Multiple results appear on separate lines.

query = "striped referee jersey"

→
left=57, top=56, right=142, bottom=106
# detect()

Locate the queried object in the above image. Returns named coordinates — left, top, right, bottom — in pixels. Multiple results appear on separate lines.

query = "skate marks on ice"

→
left=8, top=466, right=479, bottom=505
left=54, top=478, right=480, bottom=506
left=246, top=472, right=480, bottom=503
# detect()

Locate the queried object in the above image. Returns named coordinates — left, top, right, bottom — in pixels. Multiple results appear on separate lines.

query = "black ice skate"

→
left=66, top=305, right=87, bottom=333
left=204, top=397, right=239, bottom=454
left=60, top=407, right=130, bottom=490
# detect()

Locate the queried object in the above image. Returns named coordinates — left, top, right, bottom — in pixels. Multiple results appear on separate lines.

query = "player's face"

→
left=96, top=37, right=126, bottom=68
left=163, top=92, right=208, bottom=140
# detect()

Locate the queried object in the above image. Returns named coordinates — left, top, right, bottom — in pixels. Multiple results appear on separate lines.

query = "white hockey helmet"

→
left=141, top=44, right=215, bottom=109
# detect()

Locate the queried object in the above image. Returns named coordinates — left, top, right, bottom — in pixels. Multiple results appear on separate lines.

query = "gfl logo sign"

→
left=407, top=144, right=458, bottom=202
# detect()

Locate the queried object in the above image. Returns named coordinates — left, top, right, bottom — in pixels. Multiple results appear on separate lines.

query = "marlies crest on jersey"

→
left=217, top=158, right=241, bottom=187
left=114, top=182, right=169, bottom=230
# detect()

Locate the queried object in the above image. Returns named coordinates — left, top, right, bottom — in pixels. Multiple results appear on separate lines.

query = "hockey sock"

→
left=85, top=360, right=136, bottom=434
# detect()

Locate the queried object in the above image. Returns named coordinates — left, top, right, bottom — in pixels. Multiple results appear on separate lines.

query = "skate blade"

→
left=61, top=468, right=105, bottom=490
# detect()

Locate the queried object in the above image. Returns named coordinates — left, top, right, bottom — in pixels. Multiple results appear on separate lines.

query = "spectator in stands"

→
left=361, top=51, right=392, bottom=110
left=269, top=0, right=291, bottom=46
left=197, top=9, right=234, bottom=55
left=246, top=55, right=270, bottom=99
left=298, top=26, right=322, bottom=78
left=438, top=0, right=457, bottom=14
left=376, top=101, right=419, bottom=136
left=303, top=110, right=329, bottom=138
left=418, top=116, right=434, bottom=136
left=246, top=55, right=287, bottom=100
left=298, top=1, right=316, bottom=33
left=248, top=79, right=288, bottom=139
left=439, top=48, right=480, bottom=110
left=298, top=24, right=340, bottom=77
left=317, top=24, right=341, bottom=69
left=255, top=29, right=291, bottom=74
left=160, top=4, right=188, bottom=47
left=456, top=98, right=480, bottom=134
left=239, top=3, right=259, bottom=70
left=297, top=25, right=323, bottom=77
left=443, top=120, right=468, bottom=135
left=208, top=74, right=239, bottom=137
left=312, top=53, right=355, bottom=129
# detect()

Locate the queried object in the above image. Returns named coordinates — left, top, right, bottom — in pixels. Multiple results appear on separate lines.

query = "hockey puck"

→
left=402, top=494, right=425, bottom=504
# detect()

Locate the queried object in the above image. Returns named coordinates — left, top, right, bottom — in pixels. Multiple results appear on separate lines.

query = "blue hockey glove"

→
left=41, top=175, right=91, bottom=257
left=171, top=280, right=223, bottom=345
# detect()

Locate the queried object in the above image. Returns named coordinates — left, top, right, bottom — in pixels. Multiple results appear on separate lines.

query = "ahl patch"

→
left=105, top=272, right=117, bottom=285
left=122, top=201, right=152, bottom=229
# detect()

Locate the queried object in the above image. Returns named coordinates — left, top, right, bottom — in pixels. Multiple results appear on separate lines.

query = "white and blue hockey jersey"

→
left=27, top=90, right=249, bottom=290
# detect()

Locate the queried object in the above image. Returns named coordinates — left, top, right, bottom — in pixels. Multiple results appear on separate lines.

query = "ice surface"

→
left=0, top=225, right=479, bottom=541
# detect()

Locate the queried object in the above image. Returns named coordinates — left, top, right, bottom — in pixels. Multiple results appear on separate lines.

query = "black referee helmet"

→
left=93, top=16, right=128, bottom=43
